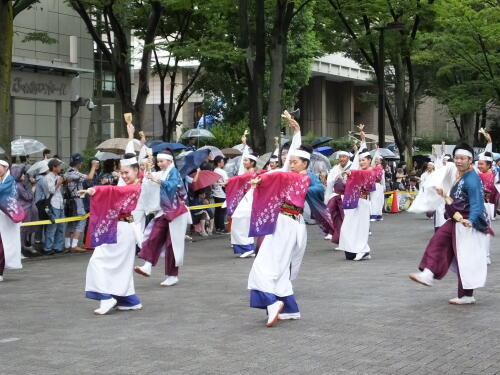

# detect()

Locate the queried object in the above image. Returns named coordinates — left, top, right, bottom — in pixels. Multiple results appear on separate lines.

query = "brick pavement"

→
left=0, top=213, right=499, bottom=375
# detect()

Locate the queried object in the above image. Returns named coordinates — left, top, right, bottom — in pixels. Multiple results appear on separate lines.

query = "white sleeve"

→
left=485, top=142, right=493, bottom=153
left=282, top=131, right=301, bottom=172
left=237, top=145, right=250, bottom=176
left=125, top=140, right=135, bottom=154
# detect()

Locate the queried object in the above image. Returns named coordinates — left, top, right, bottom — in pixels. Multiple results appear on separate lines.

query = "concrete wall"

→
left=12, top=0, right=94, bottom=158
left=301, top=76, right=375, bottom=139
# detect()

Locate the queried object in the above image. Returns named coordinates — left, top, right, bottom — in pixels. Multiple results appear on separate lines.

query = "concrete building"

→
left=300, top=54, right=377, bottom=139
left=11, top=0, right=94, bottom=158
left=300, top=54, right=465, bottom=143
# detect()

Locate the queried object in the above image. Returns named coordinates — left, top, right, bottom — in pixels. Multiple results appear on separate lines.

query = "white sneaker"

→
left=0, top=276, right=3, bottom=282
left=324, top=234, right=332, bottom=241
left=200, top=231, right=208, bottom=237
left=409, top=268, right=434, bottom=287
left=449, top=296, right=476, bottom=305
left=370, top=219, right=376, bottom=222
left=160, top=276, right=178, bottom=287
left=94, top=298, right=117, bottom=315
left=353, top=252, right=371, bottom=261
left=334, top=247, right=342, bottom=251
left=134, top=262, right=152, bottom=277
left=116, top=303, right=143, bottom=311
left=239, top=250, right=255, bottom=258
left=266, top=301, right=284, bottom=327
left=279, top=312, right=301, bottom=320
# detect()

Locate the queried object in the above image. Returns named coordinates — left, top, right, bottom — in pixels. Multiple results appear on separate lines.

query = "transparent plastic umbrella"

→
left=0, top=146, right=5, bottom=154
left=11, top=139, right=46, bottom=156
left=26, top=159, right=50, bottom=176
left=180, top=128, right=215, bottom=139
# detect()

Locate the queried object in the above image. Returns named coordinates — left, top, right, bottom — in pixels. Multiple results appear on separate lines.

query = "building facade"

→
left=12, top=0, right=94, bottom=159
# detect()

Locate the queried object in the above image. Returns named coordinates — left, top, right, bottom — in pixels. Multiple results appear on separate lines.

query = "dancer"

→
left=230, top=131, right=258, bottom=258
left=338, top=126, right=382, bottom=261
left=409, top=143, right=492, bottom=305
left=478, top=129, right=498, bottom=221
left=231, top=144, right=332, bottom=327
left=134, top=150, right=189, bottom=287
left=324, top=150, right=352, bottom=243
left=369, top=154, right=385, bottom=221
left=0, top=160, right=25, bottom=281
left=83, top=149, right=143, bottom=315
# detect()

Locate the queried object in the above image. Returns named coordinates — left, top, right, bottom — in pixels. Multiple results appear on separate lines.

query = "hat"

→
left=48, top=158, right=62, bottom=170
left=70, top=153, right=83, bottom=167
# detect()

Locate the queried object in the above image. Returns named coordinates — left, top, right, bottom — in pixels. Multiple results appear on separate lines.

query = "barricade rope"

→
left=20, top=203, right=225, bottom=227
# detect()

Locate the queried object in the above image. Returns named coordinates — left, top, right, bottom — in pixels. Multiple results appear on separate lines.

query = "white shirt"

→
left=45, top=172, right=64, bottom=209
left=212, top=167, right=229, bottom=199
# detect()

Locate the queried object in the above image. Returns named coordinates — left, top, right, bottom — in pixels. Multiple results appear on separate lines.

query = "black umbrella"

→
left=311, top=136, right=333, bottom=148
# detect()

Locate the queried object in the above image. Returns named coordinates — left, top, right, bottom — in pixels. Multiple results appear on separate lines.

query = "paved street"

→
left=1, top=213, right=500, bottom=375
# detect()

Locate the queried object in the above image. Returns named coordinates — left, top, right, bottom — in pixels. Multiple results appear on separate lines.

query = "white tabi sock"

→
left=71, top=239, right=79, bottom=248
left=64, top=238, right=71, bottom=248
left=422, top=268, right=434, bottom=279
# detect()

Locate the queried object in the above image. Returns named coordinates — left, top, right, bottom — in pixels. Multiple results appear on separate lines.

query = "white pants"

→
left=248, top=214, right=307, bottom=297
left=339, top=198, right=371, bottom=254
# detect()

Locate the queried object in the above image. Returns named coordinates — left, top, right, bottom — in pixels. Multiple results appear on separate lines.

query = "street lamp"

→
left=376, top=21, right=406, bottom=148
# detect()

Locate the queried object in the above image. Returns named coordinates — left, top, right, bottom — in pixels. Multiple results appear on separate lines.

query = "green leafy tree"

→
left=319, top=0, right=436, bottom=163
left=414, top=0, right=500, bottom=144
left=68, top=0, right=163, bottom=132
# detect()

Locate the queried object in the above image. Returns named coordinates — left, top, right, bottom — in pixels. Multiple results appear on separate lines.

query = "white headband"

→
left=427, top=162, right=435, bottom=166
left=454, top=149, right=473, bottom=158
left=269, top=157, right=279, bottom=162
left=479, top=153, right=493, bottom=162
left=290, top=150, right=311, bottom=160
left=245, top=154, right=258, bottom=162
left=443, top=155, right=451, bottom=160
left=0, top=160, right=8, bottom=168
left=120, top=157, right=138, bottom=167
left=157, top=153, right=173, bottom=161
left=359, top=152, right=371, bottom=159
left=337, top=151, right=350, bottom=158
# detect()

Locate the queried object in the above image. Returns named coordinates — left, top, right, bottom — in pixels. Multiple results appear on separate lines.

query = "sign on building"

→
left=10, top=71, right=79, bottom=101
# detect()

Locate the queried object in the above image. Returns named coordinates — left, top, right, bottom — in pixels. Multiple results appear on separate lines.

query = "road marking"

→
left=0, top=338, right=20, bottom=344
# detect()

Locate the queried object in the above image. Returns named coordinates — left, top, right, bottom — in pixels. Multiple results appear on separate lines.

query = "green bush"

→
left=328, top=137, right=354, bottom=152
left=414, top=136, right=456, bottom=153
left=208, top=120, right=249, bottom=149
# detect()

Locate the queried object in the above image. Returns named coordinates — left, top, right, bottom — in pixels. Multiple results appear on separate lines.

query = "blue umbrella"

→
left=147, top=140, right=164, bottom=147
left=151, top=142, right=187, bottom=153
left=177, top=149, right=211, bottom=177
left=314, top=146, right=334, bottom=157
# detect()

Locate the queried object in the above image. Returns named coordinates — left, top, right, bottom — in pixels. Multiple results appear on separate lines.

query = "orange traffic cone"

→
left=390, top=190, right=399, bottom=213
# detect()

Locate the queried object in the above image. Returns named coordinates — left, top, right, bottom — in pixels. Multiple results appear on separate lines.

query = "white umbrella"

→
left=232, top=143, right=253, bottom=153
left=309, top=152, right=331, bottom=174
left=95, top=151, right=121, bottom=161
left=370, top=148, right=398, bottom=159
left=0, top=146, right=5, bottom=154
left=198, top=145, right=224, bottom=159
left=11, top=139, right=46, bottom=156
left=180, top=128, right=215, bottom=139
left=26, top=159, right=49, bottom=176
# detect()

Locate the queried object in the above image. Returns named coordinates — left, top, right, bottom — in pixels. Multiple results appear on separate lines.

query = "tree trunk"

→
left=0, top=0, right=14, bottom=155
left=266, top=41, right=285, bottom=152
left=460, top=113, right=475, bottom=145
left=158, top=73, right=168, bottom=141
left=393, top=54, right=407, bottom=158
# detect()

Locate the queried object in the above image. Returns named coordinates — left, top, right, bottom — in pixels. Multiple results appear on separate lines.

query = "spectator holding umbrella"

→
left=212, top=155, right=228, bottom=233
left=43, top=158, right=65, bottom=254
left=10, top=166, right=38, bottom=257
left=64, top=153, right=99, bottom=252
